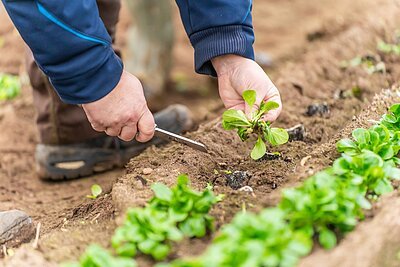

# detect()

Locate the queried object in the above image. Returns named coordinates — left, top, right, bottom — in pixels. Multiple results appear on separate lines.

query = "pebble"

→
left=225, top=171, right=251, bottom=190
left=305, top=103, right=330, bottom=117
left=142, top=168, right=153, bottom=175
left=286, top=124, right=306, bottom=141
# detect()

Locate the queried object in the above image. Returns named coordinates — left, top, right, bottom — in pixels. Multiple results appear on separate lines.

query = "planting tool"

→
left=154, top=126, right=208, bottom=153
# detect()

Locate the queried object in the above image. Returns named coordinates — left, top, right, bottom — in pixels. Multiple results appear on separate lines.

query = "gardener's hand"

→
left=212, top=54, right=282, bottom=122
left=82, top=70, right=155, bottom=142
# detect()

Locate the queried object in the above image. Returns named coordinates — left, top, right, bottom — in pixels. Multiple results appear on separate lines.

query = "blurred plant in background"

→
left=0, top=73, right=20, bottom=100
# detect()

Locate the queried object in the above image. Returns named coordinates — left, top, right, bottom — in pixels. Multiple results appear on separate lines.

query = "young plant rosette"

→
left=222, top=90, right=289, bottom=160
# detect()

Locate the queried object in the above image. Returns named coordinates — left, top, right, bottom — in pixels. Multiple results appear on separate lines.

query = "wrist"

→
left=211, top=54, right=247, bottom=77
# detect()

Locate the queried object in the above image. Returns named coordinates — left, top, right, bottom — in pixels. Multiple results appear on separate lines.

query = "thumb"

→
left=136, top=108, right=155, bottom=143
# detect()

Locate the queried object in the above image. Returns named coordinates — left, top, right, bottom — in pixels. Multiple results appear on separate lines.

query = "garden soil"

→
left=1, top=0, right=400, bottom=266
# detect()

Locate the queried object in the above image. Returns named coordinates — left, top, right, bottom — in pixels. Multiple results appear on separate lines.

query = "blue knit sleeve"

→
left=175, top=0, right=255, bottom=76
left=2, top=0, right=123, bottom=104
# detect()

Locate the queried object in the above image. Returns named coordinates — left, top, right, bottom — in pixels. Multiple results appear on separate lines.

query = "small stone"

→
left=305, top=103, right=330, bottom=117
left=258, top=152, right=282, bottom=161
left=135, top=175, right=148, bottom=186
left=286, top=124, right=306, bottom=141
left=0, top=210, right=34, bottom=246
left=284, top=157, right=293, bottom=162
left=225, top=171, right=251, bottom=190
left=142, top=168, right=153, bottom=175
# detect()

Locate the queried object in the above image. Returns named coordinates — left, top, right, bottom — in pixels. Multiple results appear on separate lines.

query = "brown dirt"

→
left=1, top=0, right=400, bottom=266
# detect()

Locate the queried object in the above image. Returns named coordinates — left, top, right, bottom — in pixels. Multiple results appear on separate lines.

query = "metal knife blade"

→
left=154, top=126, right=208, bottom=153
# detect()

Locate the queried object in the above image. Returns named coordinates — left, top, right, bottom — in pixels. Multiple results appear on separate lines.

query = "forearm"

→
left=175, top=0, right=255, bottom=76
left=2, top=0, right=123, bottom=104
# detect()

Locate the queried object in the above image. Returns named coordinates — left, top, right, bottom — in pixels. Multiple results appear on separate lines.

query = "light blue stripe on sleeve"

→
left=241, top=0, right=252, bottom=23
left=35, top=1, right=109, bottom=46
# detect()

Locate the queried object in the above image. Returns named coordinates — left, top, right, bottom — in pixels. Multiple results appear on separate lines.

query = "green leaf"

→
left=337, top=139, right=359, bottom=155
left=222, top=109, right=251, bottom=130
left=0, top=74, right=21, bottom=101
left=352, top=128, right=370, bottom=145
left=267, top=128, right=289, bottom=146
left=87, top=184, right=102, bottom=199
left=180, top=217, right=207, bottom=238
left=260, top=101, right=280, bottom=113
left=318, top=229, right=337, bottom=249
left=256, top=101, right=280, bottom=120
left=250, top=136, right=266, bottom=160
left=138, top=239, right=157, bottom=254
left=152, top=183, right=173, bottom=202
left=332, top=158, right=349, bottom=175
left=177, top=174, right=189, bottom=186
left=91, top=184, right=102, bottom=197
left=167, top=226, right=184, bottom=241
left=71, top=245, right=137, bottom=267
left=382, top=114, right=397, bottom=124
left=242, top=90, right=256, bottom=107
left=374, top=179, right=393, bottom=195
left=389, top=103, right=400, bottom=117
left=152, top=244, right=171, bottom=260
left=356, top=196, right=372, bottom=210
left=378, top=145, right=394, bottom=160
left=114, top=243, right=137, bottom=257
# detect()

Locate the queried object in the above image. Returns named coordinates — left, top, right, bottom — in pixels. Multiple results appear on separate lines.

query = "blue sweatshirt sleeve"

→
left=1, top=0, right=123, bottom=104
left=175, top=0, right=255, bottom=76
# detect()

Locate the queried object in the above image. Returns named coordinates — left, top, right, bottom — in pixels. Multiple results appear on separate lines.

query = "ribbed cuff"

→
left=51, top=48, right=123, bottom=105
left=190, top=25, right=255, bottom=77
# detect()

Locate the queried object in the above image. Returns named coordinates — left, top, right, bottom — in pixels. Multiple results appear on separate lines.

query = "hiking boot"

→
left=0, top=210, right=34, bottom=247
left=35, top=104, right=193, bottom=180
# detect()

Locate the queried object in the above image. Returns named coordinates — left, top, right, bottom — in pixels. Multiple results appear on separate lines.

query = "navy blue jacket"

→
left=2, top=0, right=254, bottom=104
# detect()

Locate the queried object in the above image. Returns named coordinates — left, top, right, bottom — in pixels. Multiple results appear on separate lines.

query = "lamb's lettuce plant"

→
left=112, top=175, right=222, bottom=260
left=222, top=90, right=289, bottom=160
left=63, top=245, right=137, bottom=267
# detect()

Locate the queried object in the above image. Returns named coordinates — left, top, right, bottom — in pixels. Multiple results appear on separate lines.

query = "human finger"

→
left=118, top=125, right=138, bottom=142
left=91, top=123, right=106, bottom=132
left=136, top=108, right=155, bottom=143
left=105, top=126, right=122, bottom=137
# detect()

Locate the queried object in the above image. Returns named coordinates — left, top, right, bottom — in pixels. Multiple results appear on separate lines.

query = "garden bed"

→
left=105, top=3, right=400, bottom=266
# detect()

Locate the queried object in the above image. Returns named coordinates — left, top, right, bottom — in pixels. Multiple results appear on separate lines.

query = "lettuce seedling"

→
left=149, top=174, right=223, bottom=238
left=333, top=151, right=400, bottom=195
left=112, top=175, right=222, bottom=260
left=337, top=125, right=400, bottom=163
left=280, top=169, right=368, bottom=249
left=160, top=209, right=312, bottom=267
left=63, top=245, right=137, bottom=267
left=0, top=74, right=21, bottom=101
left=340, top=56, right=385, bottom=74
left=112, top=207, right=183, bottom=260
left=377, top=40, right=400, bottom=55
left=86, top=184, right=102, bottom=199
left=222, top=90, right=289, bottom=160
left=205, top=208, right=312, bottom=267
left=380, top=103, right=400, bottom=131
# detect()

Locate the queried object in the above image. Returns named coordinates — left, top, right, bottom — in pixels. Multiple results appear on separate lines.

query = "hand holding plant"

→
left=222, top=90, right=289, bottom=160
